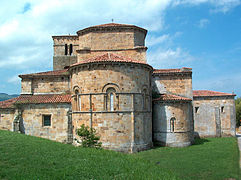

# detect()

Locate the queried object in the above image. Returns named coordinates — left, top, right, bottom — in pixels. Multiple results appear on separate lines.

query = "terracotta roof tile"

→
left=77, top=23, right=147, bottom=35
left=15, top=94, right=71, bottom=104
left=0, top=94, right=71, bottom=109
left=153, top=94, right=192, bottom=102
left=153, top=67, right=192, bottom=74
left=71, top=53, right=152, bottom=68
left=0, top=97, right=19, bottom=109
left=19, top=69, right=69, bottom=78
left=91, top=23, right=132, bottom=27
left=193, top=90, right=235, bottom=97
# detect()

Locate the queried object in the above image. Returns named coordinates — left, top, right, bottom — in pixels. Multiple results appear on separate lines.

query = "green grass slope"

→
left=0, top=130, right=177, bottom=180
left=136, top=138, right=240, bottom=180
left=0, top=130, right=240, bottom=180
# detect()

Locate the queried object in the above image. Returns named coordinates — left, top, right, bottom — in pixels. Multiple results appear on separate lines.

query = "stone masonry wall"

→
left=76, top=29, right=147, bottom=63
left=53, top=56, right=77, bottom=71
left=0, top=109, right=15, bottom=131
left=193, top=96, right=236, bottom=137
left=21, top=76, right=70, bottom=95
left=21, top=78, right=33, bottom=95
left=53, top=36, right=79, bottom=56
left=152, top=73, right=192, bottom=98
left=77, top=49, right=146, bottom=64
left=153, top=102, right=193, bottom=147
left=21, top=103, right=71, bottom=142
left=71, top=63, right=152, bottom=152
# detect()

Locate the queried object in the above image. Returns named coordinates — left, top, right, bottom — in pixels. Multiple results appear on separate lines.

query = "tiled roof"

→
left=153, top=67, right=192, bottom=74
left=153, top=94, right=192, bottom=102
left=71, top=53, right=152, bottom=68
left=0, top=94, right=71, bottom=109
left=19, top=69, right=69, bottom=78
left=0, top=97, right=19, bottom=109
left=91, top=23, right=132, bottom=27
left=193, top=90, right=236, bottom=97
left=15, top=94, right=71, bottom=104
left=77, top=23, right=147, bottom=35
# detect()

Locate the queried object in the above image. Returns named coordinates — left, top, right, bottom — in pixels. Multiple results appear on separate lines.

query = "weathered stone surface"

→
left=153, top=102, right=193, bottom=147
left=0, top=23, right=236, bottom=153
left=21, top=76, right=70, bottom=95
left=193, top=96, right=236, bottom=137
left=71, top=63, right=152, bottom=152
left=0, top=109, right=15, bottom=131
left=152, top=71, right=192, bottom=99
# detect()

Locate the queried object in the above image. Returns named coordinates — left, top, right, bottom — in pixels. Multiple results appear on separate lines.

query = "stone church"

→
left=0, top=23, right=236, bottom=153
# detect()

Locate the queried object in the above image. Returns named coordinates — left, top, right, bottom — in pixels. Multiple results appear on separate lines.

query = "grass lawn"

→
left=136, top=138, right=240, bottom=180
left=0, top=130, right=240, bottom=180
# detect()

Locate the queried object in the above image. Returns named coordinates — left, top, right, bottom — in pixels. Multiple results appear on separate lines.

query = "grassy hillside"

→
left=0, top=93, right=18, bottom=101
left=0, top=130, right=177, bottom=180
left=0, top=130, right=240, bottom=180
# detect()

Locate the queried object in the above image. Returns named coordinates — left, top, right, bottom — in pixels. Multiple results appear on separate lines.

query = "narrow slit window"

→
left=78, top=95, right=81, bottom=111
left=221, top=106, right=224, bottom=113
left=143, top=89, right=147, bottom=110
left=170, top=117, right=175, bottom=132
left=195, top=107, right=199, bottom=113
left=110, top=93, right=114, bottom=111
left=69, top=44, right=73, bottom=55
left=106, top=87, right=116, bottom=111
left=64, top=44, right=68, bottom=55
left=75, top=89, right=79, bottom=111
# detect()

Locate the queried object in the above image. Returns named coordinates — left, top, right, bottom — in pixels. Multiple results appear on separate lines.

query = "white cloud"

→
left=172, top=0, right=241, bottom=13
left=0, top=0, right=239, bottom=71
left=193, top=73, right=241, bottom=96
left=0, top=0, right=174, bottom=72
left=198, top=19, right=210, bottom=28
left=7, top=76, right=20, bottom=84
left=148, top=47, right=195, bottom=68
left=0, top=0, right=240, bottom=95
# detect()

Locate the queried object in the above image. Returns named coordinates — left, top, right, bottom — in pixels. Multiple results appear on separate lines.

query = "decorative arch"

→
left=103, top=84, right=119, bottom=111
left=102, top=83, right=120, bottom=93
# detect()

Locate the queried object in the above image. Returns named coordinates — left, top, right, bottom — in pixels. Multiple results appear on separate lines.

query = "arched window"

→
left=170, top=117, right=176, bottom=132
left=64, top=44, right=68, bottom=55
left=69, top=44, right=73, bottom=55
left=74, top=89, right=81, bottom=111
left=105, top=87, right=116, bottom=111
left=143, top=89, right=147, bottom=110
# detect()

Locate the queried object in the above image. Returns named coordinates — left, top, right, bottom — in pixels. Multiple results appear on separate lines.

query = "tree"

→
left=235, top=97, right=241, bottom=127
left=76, top=124, right=102, bottom=148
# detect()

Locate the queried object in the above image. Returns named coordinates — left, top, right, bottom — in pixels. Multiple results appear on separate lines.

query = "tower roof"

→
left=77, top=23, right=147, bottom=35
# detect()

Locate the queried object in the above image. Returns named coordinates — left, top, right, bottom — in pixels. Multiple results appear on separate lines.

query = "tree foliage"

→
left=235, top=97, right=241, bottom=127
left=76, top=124, right=102, bottom=148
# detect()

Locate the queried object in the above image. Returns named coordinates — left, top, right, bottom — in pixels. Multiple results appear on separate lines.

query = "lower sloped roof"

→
left=193, top=90, right=235, bottom=97
left=153, top=94, right=192, bottom=102
left=0, top=94, right=71, bottom=109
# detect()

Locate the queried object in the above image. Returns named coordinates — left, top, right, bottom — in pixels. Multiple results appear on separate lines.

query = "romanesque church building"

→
left=0, top=23, right=236, bottom=153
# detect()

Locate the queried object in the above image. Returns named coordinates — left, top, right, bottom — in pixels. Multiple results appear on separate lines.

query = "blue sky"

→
left=0, top=0, right=240, bottom=97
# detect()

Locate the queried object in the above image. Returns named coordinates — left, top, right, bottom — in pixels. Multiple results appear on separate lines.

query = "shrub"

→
left=76, top=124, right=102, bottom=148
left=235, top=97, right=241, bottom=127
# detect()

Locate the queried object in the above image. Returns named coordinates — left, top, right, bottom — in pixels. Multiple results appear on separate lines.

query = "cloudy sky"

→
left=0, top=0, right=241, bottom=97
